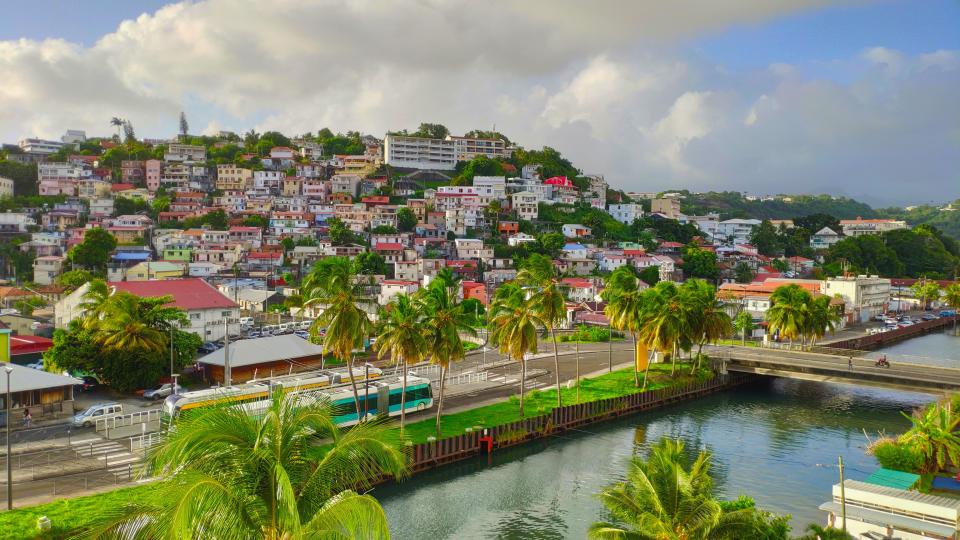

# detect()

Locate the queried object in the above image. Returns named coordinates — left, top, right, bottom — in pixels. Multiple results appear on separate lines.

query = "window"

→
left=222, top=311, right=232, bottom=317
left=190, top=313, right=201, bottom=320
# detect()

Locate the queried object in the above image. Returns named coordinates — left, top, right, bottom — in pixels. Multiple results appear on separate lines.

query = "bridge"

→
left=710, top=345, right=960, bottom=394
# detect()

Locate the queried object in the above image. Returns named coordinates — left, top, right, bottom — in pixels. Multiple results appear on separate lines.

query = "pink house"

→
left=145, top=159, right=162, bottom=192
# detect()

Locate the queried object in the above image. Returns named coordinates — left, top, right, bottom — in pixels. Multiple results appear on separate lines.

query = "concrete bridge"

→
left=710, top=345, right=960, bottom=394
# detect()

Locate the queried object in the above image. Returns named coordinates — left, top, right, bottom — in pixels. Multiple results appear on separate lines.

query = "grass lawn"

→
left=0, top=483, right=162, bottom=540
left=400, top=362, right=711, bottom=443
left=715, top=339, right=760, bottom=347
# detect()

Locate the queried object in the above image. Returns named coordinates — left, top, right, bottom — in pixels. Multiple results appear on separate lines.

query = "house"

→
left=374, top=243, right=405, bottom=264
left=461, top=281, right=488, bottom=306
left=508, top=233, right=536, bottom=247
left=561, top=278, right=601, bottom=303
left=715, top=219, right=761, bottom=245
left=233, top=288, right=279, bottom=313
left=608, top=203, right=644, bottom=225
left=561, top=224, right=592, bottom=238
left=822, top=275, right=890, bottom=324
left=125, top=261, right=186, bottom=281
left=197, top=334, right=327, bottom=384
left=0, top=363, right=81, bottom=421
left=454, top=238, right=493, bottom=260
left=33, top=255, right=65, bottom=285
left=55, top=279, right=240, bottom=340
left=810, top=227, right=841, bottom=249
left=497, top=221, right=519, bottom=235
left=378, top=280, right=419, bottom=305
left=562, top=243, right=589, bottom=259
left=165, top=144, right=206, bottom=163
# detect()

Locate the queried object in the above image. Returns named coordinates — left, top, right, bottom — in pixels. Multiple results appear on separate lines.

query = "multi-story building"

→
left=715, top=219, right=761, bottom=245
left=650, top=197, right=682, bottom=219
left=445, top=135, right=510, bottom=161
left=822, top=275, right=891, bottom=324
left=384, top=134, right=456, bottom=170
left=454, top=239, right=493, bottom=260
left=165, top=144, right=206, bottom=163
left=839, top=217, right=908, bottom=237
left=145, top=159, right=162, bottom=191
left=38, top=162, right=86, bottom=196
left=19, top=138, right=68, bottom=155
left=330, top=174, right=361, bottom=198
left=0, top=176, right=14, bottom=198
left=0, top=213, right=36, bottom=233
left=216, top=164, right=253, bottom=191
left=608, top=203, right=644, bottom=225
left=33, top=255, right=65, bottom=285
left=810, top=227, right=841, bottom=250
left=512, top=191, right=539, bottom=221
left=120, top=160, right=145, bottom=183
left=472, top=176, right=507, bottom=200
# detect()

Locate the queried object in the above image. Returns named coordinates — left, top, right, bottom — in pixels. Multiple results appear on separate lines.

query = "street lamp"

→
left=5, top=364, right=13, bottom=510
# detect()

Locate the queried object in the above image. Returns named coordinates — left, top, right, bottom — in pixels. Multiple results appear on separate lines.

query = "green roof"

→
left=864, top=468, right=920, bottom=490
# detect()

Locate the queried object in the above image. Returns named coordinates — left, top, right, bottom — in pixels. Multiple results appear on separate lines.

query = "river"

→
left=377, top=334, right=957, bottom=539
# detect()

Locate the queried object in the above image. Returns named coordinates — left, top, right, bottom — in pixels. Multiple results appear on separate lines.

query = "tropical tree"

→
left=90, top=292, right=185, bottom=355
left=517, top=254, right=568, bottom=407
left=419, top=273, right=475, bottom=436
left=603, top=267, right=647, bottom=388
left=638, top=281, right=693, bottom=377
left=733, top=311, right=755, bottom=346
left=796, top=524, right=853, bottom=540
left=78, top=390, right=406, bottom=539
left=899, top=401, right=960, bottom=474
left=803, top=295, right=841, bottom=348
left=911, top=279, right=940, bottom=311
left=944, top=283, right=960, bottom=334
left=589, top=437, right=755, bottom=540
left=683, top=279, right=731, bottom=372
left=766, top=284, right=812, bottom=348
left=374, top=294, right=428, bottom=431
left=489, top=283, right=544, bottom=418
left=303, top=257, right=375, bottom=416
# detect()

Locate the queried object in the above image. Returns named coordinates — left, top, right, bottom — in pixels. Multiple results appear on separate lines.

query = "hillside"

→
left=877, top=200, right=960, bottom=240
left=673, top=191, right=877, bottom=221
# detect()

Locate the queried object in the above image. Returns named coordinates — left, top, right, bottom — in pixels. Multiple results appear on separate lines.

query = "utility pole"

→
left=838, top=455, right=847, bottom=534
left=5, top=365, right=13, bottom=510
left=224, top=319, right=231, bottom=387
left=169, top=325, right=175, bottom=382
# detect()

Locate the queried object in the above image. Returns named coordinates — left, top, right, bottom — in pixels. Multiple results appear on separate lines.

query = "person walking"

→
left=22, top=409, right=32, bottom=428
left=848, top=356, right=854, bottom=371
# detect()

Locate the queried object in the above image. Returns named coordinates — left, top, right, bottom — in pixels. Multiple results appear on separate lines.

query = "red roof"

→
left=446, top=260, right=477, bottom=269
left=247, top=251, right=281, bottom=260
left=659, top=241, right=684, bottom=248
left=109, top=278, right=238, bottom=310
left=561, top=278, right=593, bottom=288
left=374, top=243, right=403, bottom=251
left=10, top=335, right=53, bottom=356
left=623, top=249, right=645, bottom=256
left=361, top=196, right=389, bottom=205
left=462, top=281, right=484, bottom=291
left=544, top=176, right=573, bottom=187
left=229, top=226, right=262, bottom=233
left=110, top=183, right=135, bottom=192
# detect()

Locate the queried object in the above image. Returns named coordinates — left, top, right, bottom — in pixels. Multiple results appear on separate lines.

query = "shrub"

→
left=870, top=439, right=924, bottom=474
left=559, top=324, right=623, bottom=343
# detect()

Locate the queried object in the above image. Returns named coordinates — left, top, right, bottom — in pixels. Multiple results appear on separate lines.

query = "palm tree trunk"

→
left=632, top=333, right=640, bottom=387
left=741, top=327, right=746, bottom=346
left=642, top=351, right=651, bottom=391
left=347, top=356, right=362, bottom=421
left=692, top=339, right=705, bottom=375
left=551, top=327, right=561, bottom=407
left=400, top=360, right=408, bottom=433
left=435, top=364, right=446, bottom=437
left=671, top=343, right=677, bottom=377
left=519, top=359, right=526, bottom=417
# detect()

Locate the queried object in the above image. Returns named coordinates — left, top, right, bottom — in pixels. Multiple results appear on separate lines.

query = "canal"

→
left=377, top=333, right=956, bottom=539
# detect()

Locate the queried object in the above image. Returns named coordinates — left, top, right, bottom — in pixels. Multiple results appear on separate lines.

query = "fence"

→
left=95, top=409, right=163, bottom=433
left=407, top=374, right=752, bottom=471
left=0, top=463, right=136, bottom=506
left=446, top=371, right=489, bottom=386
left=129, top=431, right=165, bottom=453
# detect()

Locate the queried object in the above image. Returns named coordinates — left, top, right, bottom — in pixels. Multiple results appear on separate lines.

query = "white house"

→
left=508, top=233, right=537, bottom=247
left=607, top=203, right=644, bottom=225
left=715, top=219, right=761, bottom=245
left=561, top=224, right=592, bottom=238
left=810, top=227, right=841, bottom=250
left=512, top=191, right=539, bottom=221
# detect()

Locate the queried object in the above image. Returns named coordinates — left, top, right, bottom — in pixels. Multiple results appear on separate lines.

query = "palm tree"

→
left=374, top=294, right=427, bottom=432
left=733, top=311, right=755, bottom=346
left=899, top=401, right=960, bottom=474
left=303, top=257, right=375, bottom=416
left=766, top=284, right=812, bottom=349
left=419, top=276, right=475, bottom=437
left=638, top=282, right=691, bottom=377
left=79, top=279, right=113, bottom=329
left=90, top=292, right=183, bottom=356
left=110, top=117, right=124, bottom=140
left=589, top=437, right=754, bottom=540
left=489, top=284, right=544, bottom=418
left=943, top=283, right=960, bottom=335
left=603, top=267, right=647, bottom=388
left=79, top=390, right=406, bottom=539
left=797, top=524, right=853, bottom=540
left=517, top=254, right=567, bottom=407
left=804, top=295, right=841, bottom=349
left=683, top=279, right=731, bottom=373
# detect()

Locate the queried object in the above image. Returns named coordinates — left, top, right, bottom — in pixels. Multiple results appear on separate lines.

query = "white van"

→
left=239, top=317, right=255, bottom=327
left=72, top=403, right=123, bottom=428
left=298, top=320, right=312, bottom=330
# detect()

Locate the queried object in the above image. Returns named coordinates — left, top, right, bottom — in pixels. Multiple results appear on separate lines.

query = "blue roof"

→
left=564, top=243, right=587, bottom=250
left=112, top=252, right=151, bottom=261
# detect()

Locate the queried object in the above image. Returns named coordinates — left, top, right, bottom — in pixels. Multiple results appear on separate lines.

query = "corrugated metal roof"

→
left=845, top=479, right=960, bottom=510
left=0, top=363, right=82, bottom=392
left=819, top=501, right=956, bottom=537
left=865, top=468, right=920, bottom=490
left=197, top=335, right=323, bottom=368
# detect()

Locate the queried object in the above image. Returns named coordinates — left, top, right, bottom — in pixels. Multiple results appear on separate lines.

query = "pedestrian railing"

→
left=95, top=409, right=163, bottom=432
left=446, top=371, right=489, bottom=386
left=129, top=431, right=165, bottom=453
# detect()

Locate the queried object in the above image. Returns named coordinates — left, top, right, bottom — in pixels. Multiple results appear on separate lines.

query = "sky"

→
left=1, top=0, right=958, bottom=207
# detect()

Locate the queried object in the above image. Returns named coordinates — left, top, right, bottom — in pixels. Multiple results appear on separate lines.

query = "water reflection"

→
left=377, top=379, right=931, bottom=539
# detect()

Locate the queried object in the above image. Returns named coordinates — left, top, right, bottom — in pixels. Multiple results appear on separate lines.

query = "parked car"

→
left=143, top=383, right=176, bottom=400
left=76, top=376, right=99, bottom=392
left=246, top=330, right=261, bottom=339
left=294, top=330, right=309, bottom=339
left=239, top=316, right=254, bottom=327
left=921, top=313, right=939, bottom=321
left=938, top=309, right=956, bottom=317
left=298, top=321, right=312, bottom=330
left=25, top=360, right=44, bottom=370
left=73, top=403, right=123, bottom=428
left=198, top=342, right=218, bottom=354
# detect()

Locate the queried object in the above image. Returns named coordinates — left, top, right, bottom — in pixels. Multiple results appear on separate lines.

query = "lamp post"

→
left=5, top=364, right=13, bottom=510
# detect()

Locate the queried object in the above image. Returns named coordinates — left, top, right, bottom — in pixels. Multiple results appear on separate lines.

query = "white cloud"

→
left=0, top=0, right=956, bottom=205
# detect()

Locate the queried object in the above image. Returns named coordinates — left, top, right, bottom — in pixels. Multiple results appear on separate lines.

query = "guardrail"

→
left=828, top=316, right=957, bottom=350
left=95, top=409, right=163, bottom=433
left=447, top=371, right=489, bottom=386
left=129, top=431, right=165, bottom=453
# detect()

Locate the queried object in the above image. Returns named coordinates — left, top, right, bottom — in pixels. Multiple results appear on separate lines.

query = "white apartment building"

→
left=252, top=170, right=283, bottom=191
left=512, top=191, right=539, bottom=221
left=19, top=138, right=68, bottom=155
left=840, top=217, right=908, bottom=237
left=33, top=255, right=65, bottom=285
left=472, top=176, right=507, bottom=199
left=681, top=214, right=721, bottom=241
left=165, top=144, right=206, bottom=163
left=384, top=134, right=456, bottom=170
left=608, top=203, right=644, bottom=225
left=0, top=176, right=14, bottom=198
left=330, top=174, right=361, bottom=197
left=454, top=239, right=494, bottom=260
left=61, top=129, right=86, bottom=144
left=715, top=219, right=761, bottom=245
left=822, top=275, right=891, bottom=324
left=508, top=233, right=536, bottom=247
